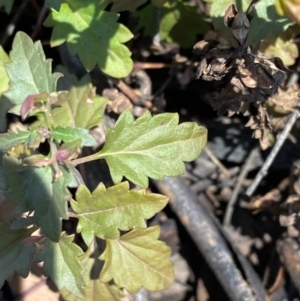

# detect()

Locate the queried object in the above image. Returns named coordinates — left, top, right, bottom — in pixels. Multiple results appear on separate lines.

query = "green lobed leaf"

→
left=0, top=46, right=10, bottom=95
left=151, top=0, right=168, bottom=7
left=4, top=32, right=61, bottom=106
left=10, top=217, right=35, bottom=230
left=136, top=0, right=209, bottom=48
left=35, top=233, right=86, bottom=299
left=56, top=65, right=81, bottom=91
left=0, top=222, right=37, bottom=254
left=60, top=239, right=124, bottom=301
left=0, top=0, right=14, bottom=13
left=95, top=109, right=207, bottom=187
left=208, top=0, right=252, bottom=19
left=0, top=223, right=37, bottom=287
left=0, top=154, right=27, bottom=212
left=47, top=0, right=62, bottom=11
left=20, top=165, right=76, bottom=242
left=0, top=131, right=45, bottom=151
left=110, top=0, right=147, bottom=12
left=259, top=33, right=298, bottom=66
left=52, top=126, right=97, bottom=147
left=39, top=75, right=107, bottom=130
left=44, top=0, right=134, bottom=78
left=247, top=0, right=294, bottom=44
left=71, top=182, right=168, bottom=245
left=100, top=226, right=174, bottom=293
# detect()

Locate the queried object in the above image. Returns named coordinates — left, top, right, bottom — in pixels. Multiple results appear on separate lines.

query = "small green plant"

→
left=0, top=0, right=295, bottom=299
left=0, top=0, right=208, bottom=299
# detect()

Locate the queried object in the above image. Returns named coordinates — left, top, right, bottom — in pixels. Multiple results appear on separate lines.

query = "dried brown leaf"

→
left=224, top=5, right=238, bottom=28
left=269, top=86, right=300, bottom=113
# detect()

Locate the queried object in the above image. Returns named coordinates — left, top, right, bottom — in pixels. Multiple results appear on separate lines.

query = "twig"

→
left=29, top=0, right=41, bottom=13
left=277, top=238, right=300, bottom=295
left=268, top=266, right=285, bottom=294
left=112, top=79, right=152, bottom=109
left=204, top=146, right=232, bottom=178
left=245, top=109, right=300, bottom=198
left=1, top=0, right=30, bottom=46
left=153, top=7, right=161, bottom=46
left=154, top=177, right=258, bottom=301
left=223, top=147, right=259, bottom=227
left=134, top=62, right=171, bottom=69
left=205, top=187, right=221, bottom=207
left=152, top=73, right=174, bottom=99
left=30, top=0, right=48, bottom=40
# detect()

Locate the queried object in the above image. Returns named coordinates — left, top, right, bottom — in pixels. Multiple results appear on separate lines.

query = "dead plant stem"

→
left=224, top=147, right=259, bottom=227
left=245, top=109, right=300, bottom=198
left=204, top=146, right=232, bottom=178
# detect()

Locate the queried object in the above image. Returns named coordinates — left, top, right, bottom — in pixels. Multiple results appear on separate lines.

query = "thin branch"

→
left=1, top=0, right=30, bottom=46
left=223, top=147, right=259, bottom=227
left=277, top=238, right=300, bottom=295
left=152, top=74, right=174, bottom=98
left=245, top=109, right=300, bottom=198
left=204, top=146, right=232, bottom=178
left=112, top=79, right=153, bottom=109
left=31, top=0, right=48, bottom=40
left=153, top=7, right=162, bottom=46
left=154, top=177, right=259, bottom=301
left=134, top=62, right=171, bottom=69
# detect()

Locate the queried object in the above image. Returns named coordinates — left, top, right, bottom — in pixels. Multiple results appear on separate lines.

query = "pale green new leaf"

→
left=0, top=131, right=45, bottom=151
left=52, top=126, right=97, bottom=147
left=259, top=34, right=298, bottom=66
left=208, top=0, right=252, bottom=18
left=71, top=182, right=168, bottom=244
left=0, top=47, right=12, bottom=131
left=100, top=226, right=174, bottom=293
left=247, top=0, right=293, bottom=44
left=35, top=234, right=86, bottom=299
left=0, top=46, right=10, bottom=95
left=0, top=223, right=37, bottom=286
left=44, top=0, right=134, bottom=78
left=0, top=0, right=14, bottom=13
left=45, top=76, right=107, bottom=129
left=96, top=110, right=207, bottom=187
left=60, top=239, right=124, bottom=301
left=21, top=165, right=75, bottom=242
left=136, top=0, right=209, bottom=48
left=4, top=32, right=61, bottom=106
